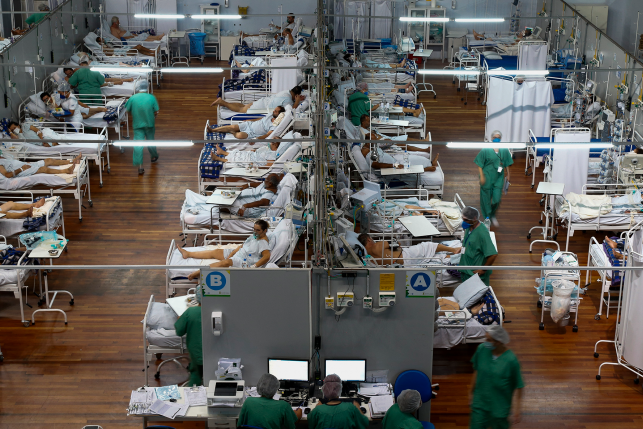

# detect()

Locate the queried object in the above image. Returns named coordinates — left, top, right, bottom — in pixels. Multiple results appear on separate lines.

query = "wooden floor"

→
left=1, top=59, right=642, bottom=428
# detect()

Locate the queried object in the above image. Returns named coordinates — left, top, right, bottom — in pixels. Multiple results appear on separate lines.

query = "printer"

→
left=206, top=380, right=246, bottom=407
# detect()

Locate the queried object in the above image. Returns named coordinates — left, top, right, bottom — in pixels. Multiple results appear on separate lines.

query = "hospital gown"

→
left=224, top=236, right=270, bottom=267
left=251, top=90, right=293, bottom=110
left=225, top=146, right=277, bottom=166
left=401, top=241, right=439, bottom=266
left=238, top=115, right=276, bottom=139
left=18, top=128, right=43, bottom=145
left=229, top=187, right=276, bottom=217
left=0, top=158, right=44, bottom=178
left=365, top=148, right=441, bottom=186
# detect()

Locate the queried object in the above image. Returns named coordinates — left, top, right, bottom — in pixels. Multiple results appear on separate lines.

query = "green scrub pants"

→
left=480, top=175, right=504, bottom=219
left=187, top=361, right=204, bottom=387
left=470, top=409, right=510, bottom=429
left=132, top=126, right=158, bottom=166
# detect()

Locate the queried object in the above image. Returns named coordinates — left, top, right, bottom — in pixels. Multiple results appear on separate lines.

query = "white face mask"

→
left=14, top=127, right=21, bottom=133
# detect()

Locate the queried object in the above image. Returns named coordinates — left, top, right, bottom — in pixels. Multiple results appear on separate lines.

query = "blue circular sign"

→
left=410, top=273, right=431, bottom=291
left=205, top=272, right=227, bottom=291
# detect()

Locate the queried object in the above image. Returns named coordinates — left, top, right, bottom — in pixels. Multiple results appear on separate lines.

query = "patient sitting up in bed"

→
left=7, top=121, right=58, bottom=147
left=41, top=89, right=107, bottom=122
left=211, top=85, right=304, bottom=112
left=85, top=34, right=158, bottom=57
left=0, top=199, right=47, bottom=219
left=234, top=57, right=267, bottom=73
left=110, top=16, right=165, bottom=41
left=358, top=233, right=460, bottom=266
left=208, top=107, right=285, bottom=139
left=0, top=153, right=81, bottom=178
left=181, top=220, right=272, bottom=279
left=210, top=141, right=281, bottom=167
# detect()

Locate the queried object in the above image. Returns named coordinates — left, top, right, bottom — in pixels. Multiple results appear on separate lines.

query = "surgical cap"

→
left=136, top=80, right=149, bottom=93
left=38, top=4, right=49, bottom=10
left=57, top=81, right=71, bottom=92
left=487, top=325, right=510, bottom=344
left=256, top=373, right=280, bottom=398
left=397, top=389, right=422, bottom=414
left=356, top=82, right=368, bottom=91
left=491, top=130, right=502, bottom=139
left=462, top=206, right=479, bottom=221
left=322, top=374, right=342, bottom=400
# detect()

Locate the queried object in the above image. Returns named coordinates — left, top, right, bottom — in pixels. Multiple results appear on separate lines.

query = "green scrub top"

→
left=26, top=13, right=47, bottom=26
left=237, top=396, right=298, bottom=429
left=125, top=93, right=159, bottom=129
left=474, top=148, right=513, bottom=189
left=308, top=402, right=369, bottom=429
left=68, top=68, right=105, bottom=102
left=348, top=91, right=371, bottom=126
left=382, top=404, right=423, bottom=429
left=174, top=306, right=202, bottom=365
left=471, top=344, right=524, bottom=418
left=458, top=223, right=497, bottom=285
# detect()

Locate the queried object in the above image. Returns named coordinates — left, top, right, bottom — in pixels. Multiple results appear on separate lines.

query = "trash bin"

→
left=188, top=32, right=207, bottom=61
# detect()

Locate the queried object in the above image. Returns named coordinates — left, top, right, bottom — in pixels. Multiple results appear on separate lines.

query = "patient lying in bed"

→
left=358, top=233, right=460, bottom=266
left=0, top=199, right=46, bottom=219
left=210, top=141, right=280, bottom=167
left=179, top=220, right=272, bottom=279
left=0, top=154, right=81, bottom=178
left=208, top=107, right=285, bottom=139
left=8, top=121, right=58, bottom=147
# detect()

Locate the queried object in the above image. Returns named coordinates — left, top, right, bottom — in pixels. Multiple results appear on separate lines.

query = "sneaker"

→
left=151, top=157, right=159, bottom=163
left=491, top=217, right=500, bottom=227
left=138, top=168, right=145, bottom=175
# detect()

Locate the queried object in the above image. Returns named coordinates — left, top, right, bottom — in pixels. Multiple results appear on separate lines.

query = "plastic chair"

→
left=393, top=370, right=438, bottom=429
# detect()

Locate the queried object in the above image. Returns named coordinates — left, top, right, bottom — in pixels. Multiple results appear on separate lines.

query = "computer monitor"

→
left=268, top=358, right=310, bottom=382
left=325, top=359, right=367, bottom=382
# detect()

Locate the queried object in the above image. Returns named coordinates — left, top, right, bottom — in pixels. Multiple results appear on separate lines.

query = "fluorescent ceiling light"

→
left=160, top=68, right=223, bottom=73
left=399, top=17, right=450, bottom=22
left=447, top=142, right=526, bottom=149
left=134, top=14, right=185, bottom=19
left=536, top=143, right=613, bottom=149
left=114, top=141, right=194, bottom=147
left=488, top=70, right=550, bottom=76
left=191, top=14, right=242, bottom=19
left=455, top=18, right=505, bottom=23
left=91, top=66, right=151, bottom=72
left=418, top=70, right=480, bottom=76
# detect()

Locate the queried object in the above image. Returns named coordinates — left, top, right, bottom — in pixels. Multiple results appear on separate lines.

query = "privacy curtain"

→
left=271, top=57, right=298, bottom=94
left=519, top=43, right=548, bottom=70
left=551, top=130, right=591, bottom=196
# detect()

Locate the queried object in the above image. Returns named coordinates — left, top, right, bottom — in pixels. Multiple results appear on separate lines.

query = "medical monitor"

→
left=325, top=359, right=367, bottom=382
left=268, top=358, right=310, bottom=381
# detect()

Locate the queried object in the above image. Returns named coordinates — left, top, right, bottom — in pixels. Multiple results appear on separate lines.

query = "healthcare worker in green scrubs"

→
left=475, top=130, right=513, bottom=227
left=173, top=286, right=203, bottom=386
left=348, top=82, right=380, bottom=126
left=382, top=389, right=424, bottom=429
left=124, top=80, right=159, bottom=175
left=469, top=325, right=524, bottom=429
left=68, top=61, right=105, bottom=103
left=238, top=373, right=302, bottom=429
left=458, top=206, right=498, bottom=286
left=308, top=374, right=369, bottom=429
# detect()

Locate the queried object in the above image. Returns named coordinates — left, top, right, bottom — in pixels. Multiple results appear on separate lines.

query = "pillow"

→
left=269, top=108, right=293, bottom=138
left=84, top=32, right=100, bottom=49
left=483, top=52, right=503, bottom=60
left=267, top=183, right=292, bottom=217
left=452, top=274, right=489, bottom=310
left=146, top=302, right=178, bottom=330
left=351, top=144, right=376, bottom=181
left=343, top=230, right=367, bottom=256
left=52, top=68, right=65, bottom=82
left=267, top=219, right=294, bottom=264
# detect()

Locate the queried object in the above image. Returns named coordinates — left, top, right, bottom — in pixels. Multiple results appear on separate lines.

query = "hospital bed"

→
left=0, top=236, right=39, bottom=327
left=434, top=285, right=504, bottom=349
left=0, top=192, right=65, bottom=239
left=167, top=219, right=301, bottom=297
left=0, top=158, right=91, bottom=221
left=5, top=122, right=110, bottom=188
left=43, top=70, right=144, bottom=99
left=216, top=91, right=311, bottom=127
left=556, top=184, right=643, bottom=251
left=143, top=294, right=189, bottom=385
left=586, top=236, right=623, bottom=320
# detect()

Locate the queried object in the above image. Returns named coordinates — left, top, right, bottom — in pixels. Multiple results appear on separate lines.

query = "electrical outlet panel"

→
left=363, top=296, right=373, bottom=309
left=379, top=292, right=396, bottom=307
left=337, top=292, right=354, bottom=307
left=325, top=296, right=335, bottom=310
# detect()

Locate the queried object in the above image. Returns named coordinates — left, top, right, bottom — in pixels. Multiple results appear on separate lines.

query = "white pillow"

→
left=268, top=219, right=293, bottom=263
left=269, top=108, right=293, bottom=138
left=452, top=274, right=489, bottom=309
left=343, top=231, right=367, bottom=256
left=52, top=68, right=65, bottom=82
left=147, top=302, right=178, bottom=330
left=351, top=145, right=371, bottom=177
left=484, top=52, right=503, bottom=60
left=268, top=183, right=292, bottom=216
left=276, top=143, right=301, bottom=163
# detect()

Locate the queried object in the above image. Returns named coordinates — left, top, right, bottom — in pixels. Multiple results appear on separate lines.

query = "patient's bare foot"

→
left=34, top=199, right=46, bottom=208
left=63, top=165, right=76, bottom=174
left=216, top=146, right=226, bottom=156
left=25, top=207, right=34, bottom=218
left=432, top=153, right=439, bottom=163
left=124, top=78, right=134, bottom=82
left=210, top=97, right=222, bottom=107
left=188, top=271, right=200, bottom=280
left=605, top=236, right=618, bottom=249
left=178, top=247, right=190, bottom=259
left=72, top=154, right=82, bottom=165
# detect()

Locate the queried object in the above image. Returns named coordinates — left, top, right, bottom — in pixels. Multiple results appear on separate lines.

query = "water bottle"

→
left=483, top=217, right=491, bottom=230
left=242, top=258, right=248, bottom=268
left=384, top=103, right=390, bottom=122
left=403, top=151, right=410, bottom=169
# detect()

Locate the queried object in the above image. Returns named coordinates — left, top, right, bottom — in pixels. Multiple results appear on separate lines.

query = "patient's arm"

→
left=237, top=198, right=271, bottom=216
left=436, top=244, right=461, bottom=254
left=404, top=205, right=439, bottom=216
left=253, top=249, right=271, bottom=267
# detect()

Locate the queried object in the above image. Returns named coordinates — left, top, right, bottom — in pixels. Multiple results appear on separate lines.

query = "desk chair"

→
left=393, top=370, right=439, bottom=429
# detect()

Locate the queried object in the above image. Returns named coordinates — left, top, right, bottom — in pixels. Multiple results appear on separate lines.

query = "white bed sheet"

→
left=168, top=243, right=239, bottom=279
left=82, top=100, right=127, bottom=128
left=146, top=328, right=182, bottom=348
left=16, top=141, right=104, bottom=157
left=102, top=80, right=136, bottom=97
left=0, top=172, right=76, bottom=191
left=0, top=267, right=31, bottom=286
left=434, top=296, right=488, bottom=349
left=0, top=206, right=63, bottom=238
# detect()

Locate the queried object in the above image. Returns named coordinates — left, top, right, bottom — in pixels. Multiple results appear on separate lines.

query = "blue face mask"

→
left=253, top=233, right=259, bottom=239
left=59, top=93, right=66, bottom=99
left=364, top=91, right=369, bottom=95
left=483, top=341, right=496, bottom=350
left=462, top=221, right=472, bottom=230
left=492, top=138, right=501, bottom=142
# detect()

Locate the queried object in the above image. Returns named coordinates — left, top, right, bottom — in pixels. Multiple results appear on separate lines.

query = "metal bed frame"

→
left=0, top=192, right=66, bottom=239
left=586, top=236, right=623, bottom=321
left=0, top=235, right=39, bottom=327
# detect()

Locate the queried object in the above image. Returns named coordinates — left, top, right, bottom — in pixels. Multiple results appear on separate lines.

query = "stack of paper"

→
left=185, top=386, right=208, bottom=407
left=149, top=399, right=189, bottom=419
left=369, top=394, right=394, bottom=418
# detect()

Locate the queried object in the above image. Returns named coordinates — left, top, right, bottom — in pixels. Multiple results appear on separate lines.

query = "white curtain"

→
left=346, top=1, right=368, bottom=40
left=622, top=229, right=643, bottom=371
left=271, top=58, right=298, bottom=94
left=551, top=131, right=591, bottom=196
left=519, top=43, right=548, bottom=70
left=370, top=0, right=392, bottom=39
left=334, top=1, right=344, bottom=40
left=486, top=77, right=553, bottom=142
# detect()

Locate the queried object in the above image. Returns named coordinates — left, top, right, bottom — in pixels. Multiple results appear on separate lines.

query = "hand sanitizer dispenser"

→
left=212, top=311, right=223, bottom=336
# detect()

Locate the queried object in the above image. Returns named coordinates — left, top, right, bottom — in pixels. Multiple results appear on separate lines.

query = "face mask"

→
left=364, top=91, right=369, bottom=95
left=14, top=127, right=21, bottom=133
left=483, top=341, right=496, bottom=350
left=492, top=138, right=501, bottom=142
left=253, top=233, right=259, bottom=239
left=59, top=93, right=66, bottom=99
left=462, top=221, right=472, bottom=230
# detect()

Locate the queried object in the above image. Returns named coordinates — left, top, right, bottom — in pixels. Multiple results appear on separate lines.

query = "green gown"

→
left=124, top=92, right=160, bottom=165
left=237, top=396, right=298, bottom=429
left=68, top=68, right=105, bottom=103
left=474, top=148, right=513, bottom=219
left=382, top=404, right=424, bottom=429
left=470, top=344, right=524, bottom=429
left=458, top=223, right=497, bottom=285
left=308, top=402, right=369, bottom=429
left=347, top=91, right=372, bottom=126
left=174, top=306, right=203, bottom=386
